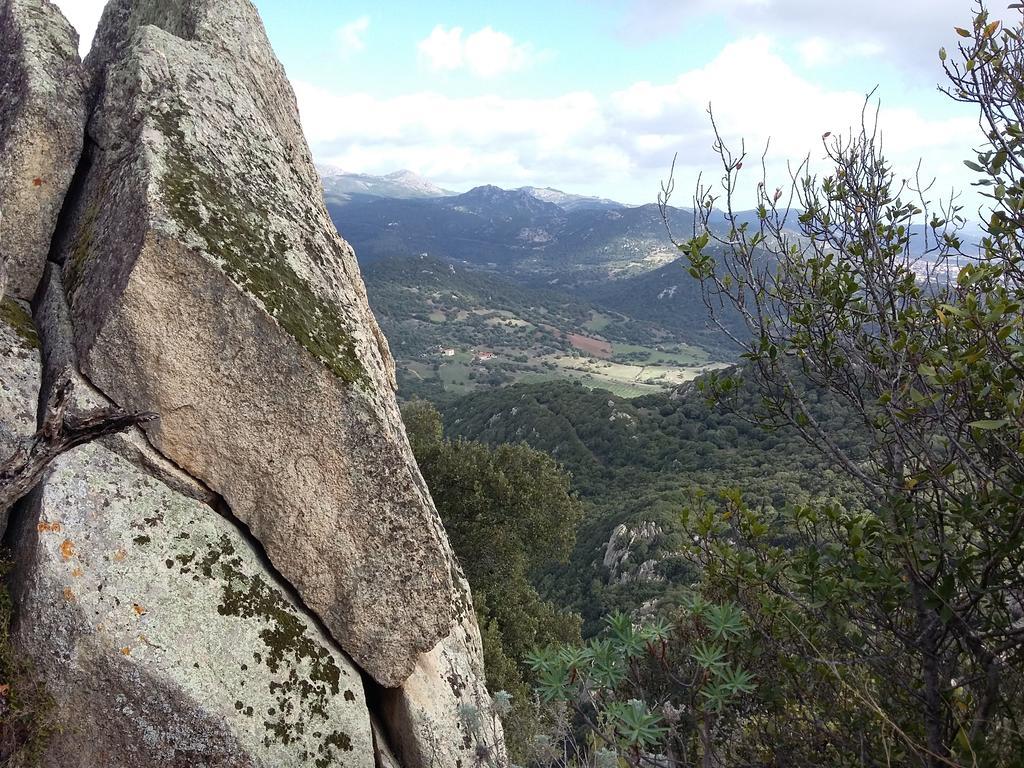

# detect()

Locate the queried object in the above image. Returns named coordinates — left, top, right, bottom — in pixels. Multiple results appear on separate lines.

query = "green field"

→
left=582, top=311, right=615, bottom=332
left=364, top=255, right=732, bottom=402
left=401, top=345, right=727, bottom=400
left=609, top=341, right=709, bottom=366
left=437, top=353, right=476, bottom=389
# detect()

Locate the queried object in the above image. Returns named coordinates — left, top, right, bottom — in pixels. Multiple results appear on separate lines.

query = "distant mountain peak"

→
left=319, top=167, right=451, bottom=203
left=382, top=169, right=448, bottom=196
left=316, top=162, right=348, bottom=179
left=455, top=185, right=566, bottom=216
left=462, top=184, right=506, bottom=197
left=519, top=185, right=623, bottom=212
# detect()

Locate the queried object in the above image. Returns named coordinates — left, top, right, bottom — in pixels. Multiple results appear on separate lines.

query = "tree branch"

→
left=0, top=368, right=157, bottom=514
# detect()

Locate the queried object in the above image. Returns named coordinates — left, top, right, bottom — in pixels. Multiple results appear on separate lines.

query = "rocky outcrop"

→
left=0, top=0, right=507, bottom=763
left=603, top=521, right=665, bottom=585
left=0, top=0, right=86, bottom=300
left=10, top=443, right=375, bottom=768
left=383, top=592, right=506, bottom=768
left=57, top=0, right=452, bottom=689
left=0, top=297, right=40, bottom=533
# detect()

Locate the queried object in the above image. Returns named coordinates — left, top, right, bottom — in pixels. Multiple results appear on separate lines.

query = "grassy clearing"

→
left=438, top=353, right=476, bottom=389
left=399, top=344, right=728, bottom=400
left=547, top=354, right=728, bottom=395
left=582, top=311, right=614, bottom=332
left=609, top=342, right=709, bottom=366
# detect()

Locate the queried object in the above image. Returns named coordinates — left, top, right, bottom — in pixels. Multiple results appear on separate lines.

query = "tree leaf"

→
left=968, top=419, right=1009, bottom=430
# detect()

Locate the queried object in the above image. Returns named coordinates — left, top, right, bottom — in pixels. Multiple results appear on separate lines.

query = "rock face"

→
left=0, top=297, right=40, bottom=534
left=0, top=0, right=86, bottom=300
left=0, top=299, right=39, bottom=455
left=603, top=521, right=665, bottom=585
left=59, top=0, right=453, bottom=688
left=0, top=0, right=507, bottom=763
left=33, top=262, right=217, bottom=505
left=383, top=583, right=506, bottom=768
left=10, top=443, right=375, bottom=768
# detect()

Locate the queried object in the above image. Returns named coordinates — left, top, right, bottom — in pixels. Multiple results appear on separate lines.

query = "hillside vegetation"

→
left=363, top=255, right=729, bottom=401
left=440, top=376, right=865, bottom=631
left=390, top=8, right=1024, bottom=766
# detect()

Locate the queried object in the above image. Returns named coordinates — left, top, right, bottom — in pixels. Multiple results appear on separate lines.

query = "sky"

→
left=52, top=0, right=993, bottom=213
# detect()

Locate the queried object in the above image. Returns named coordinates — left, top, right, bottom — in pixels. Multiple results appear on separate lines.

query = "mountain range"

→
left=323, top=170, right=746, bottom=397
left=325, top=175, right=696, bottom=287
left=319, top=165, right=627, bottom=212
left=318, top=165, right=452, bottom=205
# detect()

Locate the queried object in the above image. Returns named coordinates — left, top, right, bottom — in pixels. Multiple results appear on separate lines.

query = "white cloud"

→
left=614, top=0, right=1012, bottom=81
left=795, top=37, right=884, bottom=68
left=417, top=25, right=465, bottom=72
left=417, top=25, right=536, bottom=78
left=337, top=16, right=370, bottom=57
left=297, top=35, right=979, bottom=208
left=51, top=0, right=106, bottom=55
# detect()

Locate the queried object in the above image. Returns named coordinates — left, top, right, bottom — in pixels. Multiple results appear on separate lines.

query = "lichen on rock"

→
left=9, top=443, right=375, bottom=768
left=56, top=0, right=457, bottom=688
left=151, top=101, right=364, bottom=385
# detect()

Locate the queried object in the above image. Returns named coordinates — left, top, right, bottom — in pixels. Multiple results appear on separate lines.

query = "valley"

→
left=326, top=163, right=1024, bottom=766
left=332, top=170, right=741, bottom=400
left=363, top=254, right=728, bottom=400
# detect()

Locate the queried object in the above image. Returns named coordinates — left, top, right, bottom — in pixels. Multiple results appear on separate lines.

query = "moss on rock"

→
left=191, top=534, right=351, bottom=764
left=0, top=298, right=39, bottom=349
left=152, top=104, right=366, bottom=386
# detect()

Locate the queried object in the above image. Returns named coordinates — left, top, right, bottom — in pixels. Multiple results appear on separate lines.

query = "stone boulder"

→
left=0, top=296, right=40, bottom=534
left=0, top=0, right=86, bottom=300
left=57, top=0, right=453, bottom=687
left=9, top=442, right=375, bottom=768
left=603, top=521, right=665, bottom=584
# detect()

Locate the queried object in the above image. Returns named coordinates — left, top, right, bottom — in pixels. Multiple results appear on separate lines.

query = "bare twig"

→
left=0, top=368, right=157, bottom=514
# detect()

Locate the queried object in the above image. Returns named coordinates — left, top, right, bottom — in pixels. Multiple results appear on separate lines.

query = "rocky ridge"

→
left=0, top=1, right=506, bottom=766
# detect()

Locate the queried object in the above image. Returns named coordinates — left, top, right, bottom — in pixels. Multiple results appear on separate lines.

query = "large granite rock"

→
left=33, top=262, right=216, bottom=505
left=9, top=442, right=375, bottom=768
left=0, top=0, right=86, bottom=300
left=57, top=0, right=453, bottom=687
left=0, top=0, right=509, bottom=761
left=382, top=578, right=508, bottom=768
left=0, top=296, right=40, bottom=534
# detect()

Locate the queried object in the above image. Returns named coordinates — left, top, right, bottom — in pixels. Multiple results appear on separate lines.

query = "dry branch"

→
left=0, top=369, right=157, bottom=514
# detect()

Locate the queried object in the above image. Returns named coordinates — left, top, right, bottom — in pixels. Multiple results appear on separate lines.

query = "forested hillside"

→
left=330, top=184, right=697, bottom=281
left=440, top=376, right=866, bottom=631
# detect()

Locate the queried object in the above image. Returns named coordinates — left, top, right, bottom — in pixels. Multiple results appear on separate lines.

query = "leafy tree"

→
left=646, top=5, right=1024, bottom=765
